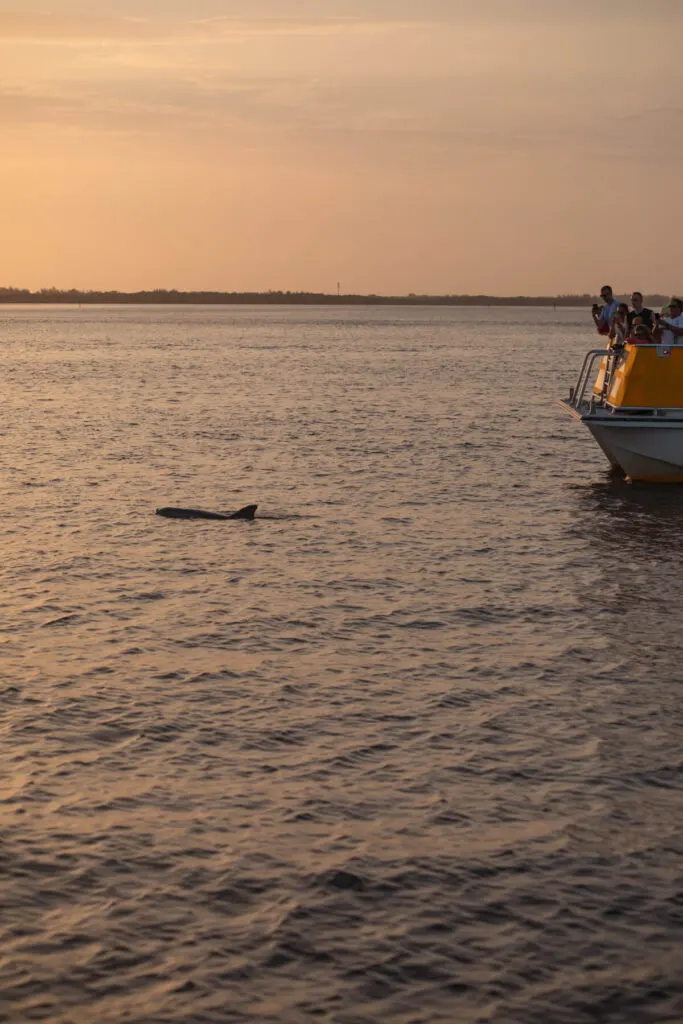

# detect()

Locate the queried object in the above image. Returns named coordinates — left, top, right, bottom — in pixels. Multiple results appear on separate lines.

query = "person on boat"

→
left=591, top=285, right=619, bottom=336
left=630, top=320, right=653, bottom=343
left=611, top=302, right=630, bottom=344
left=627, top=292, right=653, bottom=331
left=654, top=298, right=683, bottom=345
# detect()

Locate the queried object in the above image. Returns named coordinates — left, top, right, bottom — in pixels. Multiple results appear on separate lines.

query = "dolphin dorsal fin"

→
left=228, top=504, right=257, bottom=520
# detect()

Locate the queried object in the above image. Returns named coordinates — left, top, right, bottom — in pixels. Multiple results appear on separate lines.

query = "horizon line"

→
left=0, top=287, right=677, bottom=307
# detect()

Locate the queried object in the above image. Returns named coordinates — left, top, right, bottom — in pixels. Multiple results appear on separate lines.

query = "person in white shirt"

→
left=654, top=298, right=683, bottom=345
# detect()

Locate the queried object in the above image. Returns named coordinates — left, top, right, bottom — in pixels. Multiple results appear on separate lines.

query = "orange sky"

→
left=1, top=1, right=682, bottom=294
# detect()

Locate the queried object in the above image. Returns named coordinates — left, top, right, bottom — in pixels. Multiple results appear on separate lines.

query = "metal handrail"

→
left=569, top=349, right=610, bottom=413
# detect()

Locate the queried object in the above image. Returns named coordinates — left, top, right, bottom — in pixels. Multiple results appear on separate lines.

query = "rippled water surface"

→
left=1, top=305, right=682, bottom=1024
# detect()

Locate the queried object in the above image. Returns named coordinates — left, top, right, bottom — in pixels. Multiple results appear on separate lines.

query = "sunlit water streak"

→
left=1, top=305, right=682, bottom=1023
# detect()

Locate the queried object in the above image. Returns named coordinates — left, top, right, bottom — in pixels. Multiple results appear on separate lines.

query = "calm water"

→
left=1, top=305, right=682, bottom=1024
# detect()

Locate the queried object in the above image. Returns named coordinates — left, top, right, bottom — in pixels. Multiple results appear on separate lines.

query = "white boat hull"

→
left=585, top=420, right=683, bottom=482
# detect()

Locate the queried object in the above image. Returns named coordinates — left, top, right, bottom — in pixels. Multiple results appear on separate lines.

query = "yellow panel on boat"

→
left=605, top=345, right=683, bottom=408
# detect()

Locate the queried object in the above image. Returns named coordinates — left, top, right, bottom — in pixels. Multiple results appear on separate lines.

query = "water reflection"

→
left=570, top=474, right=683, bottom=681
left=574, top=474, right=683, bottom=550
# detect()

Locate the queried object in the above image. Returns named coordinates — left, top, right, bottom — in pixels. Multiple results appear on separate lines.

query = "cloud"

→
left=0, top=87, right=77, bottom=124
left=43, top=0, right=683, bottom=26
left=0, top=10, right=424, bottom=44
left=193, top=15, right=419, bottom=37
left=1, top=0, right=681, bottom=171
left=0, top=12, right=177, bottom=42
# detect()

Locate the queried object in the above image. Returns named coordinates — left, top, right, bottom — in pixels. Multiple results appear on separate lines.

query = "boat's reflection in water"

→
left=561, top=476, right=683, bottom=874
left=579, top=475, right=683, bottom=551
left=570, top=475, right=683, bottom=683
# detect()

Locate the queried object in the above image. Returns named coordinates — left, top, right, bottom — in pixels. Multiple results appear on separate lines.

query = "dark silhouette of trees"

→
left=0, top=287, right=672, bottom=307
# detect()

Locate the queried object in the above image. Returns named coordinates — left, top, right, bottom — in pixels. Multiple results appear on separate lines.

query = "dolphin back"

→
left=156, top=504, right=257, bottom=521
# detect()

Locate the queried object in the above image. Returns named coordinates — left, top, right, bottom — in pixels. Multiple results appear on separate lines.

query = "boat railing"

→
left=567, top=349, right=611, bottom=414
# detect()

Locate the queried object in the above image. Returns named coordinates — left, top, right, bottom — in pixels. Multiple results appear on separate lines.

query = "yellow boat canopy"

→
left=595, top=344, right=683, bottom=409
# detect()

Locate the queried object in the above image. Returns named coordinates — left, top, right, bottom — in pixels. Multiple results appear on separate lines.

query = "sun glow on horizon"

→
left=2, top=0, right=682, bottom=294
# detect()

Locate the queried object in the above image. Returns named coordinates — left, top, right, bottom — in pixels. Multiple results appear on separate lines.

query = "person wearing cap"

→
left=591, top=285, right=619, bottom=336
left=654, top=298, right=683, bottom=345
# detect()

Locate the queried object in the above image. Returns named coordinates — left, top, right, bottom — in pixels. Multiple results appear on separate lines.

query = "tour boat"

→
left=561, top=341, right=683, bottom=482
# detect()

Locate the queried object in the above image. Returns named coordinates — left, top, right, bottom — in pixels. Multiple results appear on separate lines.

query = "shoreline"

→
left=0, top=290, right=671, bottom=308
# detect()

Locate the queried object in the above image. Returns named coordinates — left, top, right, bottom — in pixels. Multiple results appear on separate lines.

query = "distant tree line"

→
left=0, top=286, right=672, bottom=307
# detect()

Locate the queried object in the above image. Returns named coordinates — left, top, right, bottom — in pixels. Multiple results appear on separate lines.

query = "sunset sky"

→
left=2, top=0, right=682, bottom=295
